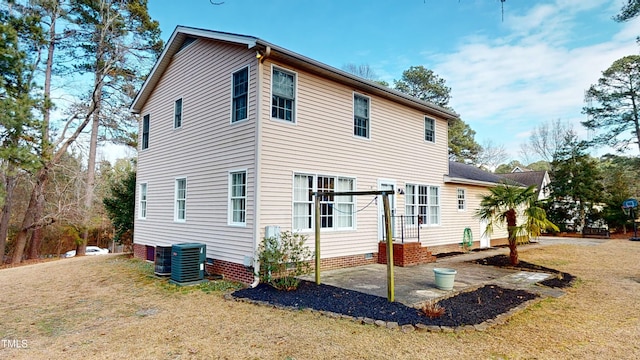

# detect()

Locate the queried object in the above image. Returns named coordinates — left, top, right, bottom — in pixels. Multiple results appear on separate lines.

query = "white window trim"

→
left=174, top=177, right=187, bottom=223
left=353, top=92, right=371, bottom=139
left=457, top=188, right=466, bottom=212
left=405, top=183, right=441, bottom=227
left=228, top=169, right=247, bottom=227
left=138, top=182, right=148, bottom=220
left=424, top=116, right=436, bottom=143
left=230, top=65, right=250, bottom=124
left=292, top=172, right=357, bottom=233
left=174, top=98, right=183, bottom=129
left=270, top=65, right=298, bottom=124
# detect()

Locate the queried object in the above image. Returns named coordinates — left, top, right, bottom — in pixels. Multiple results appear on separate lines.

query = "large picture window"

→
left=272, top=68, right=295, bottom=122
left=293, top=173, right=355, bottom=231
left=229, top=171, right=247, bottom=225
left=175, top=178, right=186, bottom=222
left=405, top=184, right=440, bottom=226
left=232, top=67, right=248, bottom=122
left=354, top=94, right=370, bottom=138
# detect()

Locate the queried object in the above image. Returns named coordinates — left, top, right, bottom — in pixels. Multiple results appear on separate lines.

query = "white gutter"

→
left=443, top=176, right=526, bottom=188
left=443, top=176, right=504, bottom=188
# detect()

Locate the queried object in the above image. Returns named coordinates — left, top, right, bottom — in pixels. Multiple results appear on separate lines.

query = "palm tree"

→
left=476, top=184, right=558, bottom=265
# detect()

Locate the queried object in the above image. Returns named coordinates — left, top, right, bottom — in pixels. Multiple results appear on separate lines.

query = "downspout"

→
left=250, top=46, right=271, bottom=288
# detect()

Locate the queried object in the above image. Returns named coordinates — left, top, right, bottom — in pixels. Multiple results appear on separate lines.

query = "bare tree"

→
left=519, top=119, right=574, bottom=164
left=476, top=139, right=508, bottom=172
left=342, top=63, right=379, bottom=80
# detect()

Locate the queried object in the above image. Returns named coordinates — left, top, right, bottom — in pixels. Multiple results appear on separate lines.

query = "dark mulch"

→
left=471, top=254, right=576, bottom=289
left=233, top=281, right=537, bottom=327
left=435, top=245, right=509, bottom=259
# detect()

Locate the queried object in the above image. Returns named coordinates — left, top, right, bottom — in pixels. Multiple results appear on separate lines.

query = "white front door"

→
left=378, top=180, right=396, bottom=240
left=480, top=219, right=490, bottom=248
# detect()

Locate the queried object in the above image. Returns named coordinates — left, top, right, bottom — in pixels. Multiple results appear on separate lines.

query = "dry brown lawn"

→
left=1, top=240, right=640, bottom=359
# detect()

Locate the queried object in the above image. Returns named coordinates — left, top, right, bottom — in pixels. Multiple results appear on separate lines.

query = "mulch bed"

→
left=233, top=282, right=537, bottom=327
left=471, top=254, right=576, bottom=289
left=232, top=253, right=577, bottom=327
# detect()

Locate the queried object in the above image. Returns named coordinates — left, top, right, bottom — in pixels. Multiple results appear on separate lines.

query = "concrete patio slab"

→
left=307, top=237, right=600, bottom=307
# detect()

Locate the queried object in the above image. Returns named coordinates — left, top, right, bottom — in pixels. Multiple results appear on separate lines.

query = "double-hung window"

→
left=293, top=174, right=314, bottom=230
left=272, top=68, right=295, bottom=122
left=335, top=178, right=354, bottom=228
left=229, top=171, right=247, bottom=225
left=293, top=173, right=355, bottom=231
left=405, top=184, right=440, bottom=226
left=457, top=188, right=466, bottom=211
left=405, top=185, right=416, bottom=225
left=175, top=178, right=187, bottom=222
left=142, top=114, right=150, bottom=150
left=424, top=116, right=435, bottom=143
left=139, top=183, right=147, bottom=219
left=174, top=98, right=182, bottom=128
left=354, top=94, right=370, bottom=138
left=232, top=67, right=248, bottom=122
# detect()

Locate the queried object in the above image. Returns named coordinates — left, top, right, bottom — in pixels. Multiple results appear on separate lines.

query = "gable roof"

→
left=130, top=26, right=459, bottom=122
left=498, top=170, right=549, bottom=198
left=498, top=171, right=547, bottom=188
left=445, top=161, right=524, bottom=187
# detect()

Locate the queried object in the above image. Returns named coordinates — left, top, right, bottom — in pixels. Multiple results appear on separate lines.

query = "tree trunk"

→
left=23, top=4, right=57, bottom=261
left=506, top=208, right=519, bottom=265
left=11, top=170, right=47, bottom=263
left=78, top=78, right=102, bottom=256
left=27, top=214, right=44, bottom=259
left=0, top=170, right=17, bottom=264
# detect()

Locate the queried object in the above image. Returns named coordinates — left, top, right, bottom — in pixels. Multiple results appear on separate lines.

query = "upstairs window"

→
left=142, top=114, right=150, bottom=150
left=272, top=68, right=295, bottom=122
left=424, top=117, right=435, bottom=143
left=354, top=94, right=370, bottom=138
left=173, top=99, right=182, bottom=129
left=232, top=67, right=248, bottom=122
left=174, top=98, right=182, bottom=128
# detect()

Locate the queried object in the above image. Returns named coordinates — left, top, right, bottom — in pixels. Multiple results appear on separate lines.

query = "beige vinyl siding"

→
left=134, top=38, right=258, bottom=264
left=439, top=184, right=508, bottom=247
left=258, top=60, right=449, bottom=259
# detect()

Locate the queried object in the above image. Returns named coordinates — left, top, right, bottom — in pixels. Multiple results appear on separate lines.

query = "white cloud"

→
left=427, top=0, right=640, bottom=161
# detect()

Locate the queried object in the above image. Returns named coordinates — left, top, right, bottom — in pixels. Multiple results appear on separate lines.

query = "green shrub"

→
left=257, top=231, right=313, bottom=291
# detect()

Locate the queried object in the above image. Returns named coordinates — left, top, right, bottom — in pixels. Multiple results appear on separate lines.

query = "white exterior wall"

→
left=258, top=59, right=451, bottom=259
left=134, top=39, right=258, bottom=264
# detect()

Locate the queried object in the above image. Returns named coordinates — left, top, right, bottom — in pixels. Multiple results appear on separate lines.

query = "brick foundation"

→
left=207, top=258, right=254, bottom=284
left=133, top=243, right=148, bottom=260
left=377, top=241, right=436, bottom=266
left=318, top=253, right=378, bottom=271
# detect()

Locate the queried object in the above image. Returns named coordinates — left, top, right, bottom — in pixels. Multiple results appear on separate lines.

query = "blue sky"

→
left=146, top=0, right=640, bottom=162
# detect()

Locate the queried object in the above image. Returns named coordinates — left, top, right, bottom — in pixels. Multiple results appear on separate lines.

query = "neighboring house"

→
left=498, top=169, right=551, bottom=201
left=444, top=162, right=514, bottom=250
left=129, top=26, right=511, bottom=283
